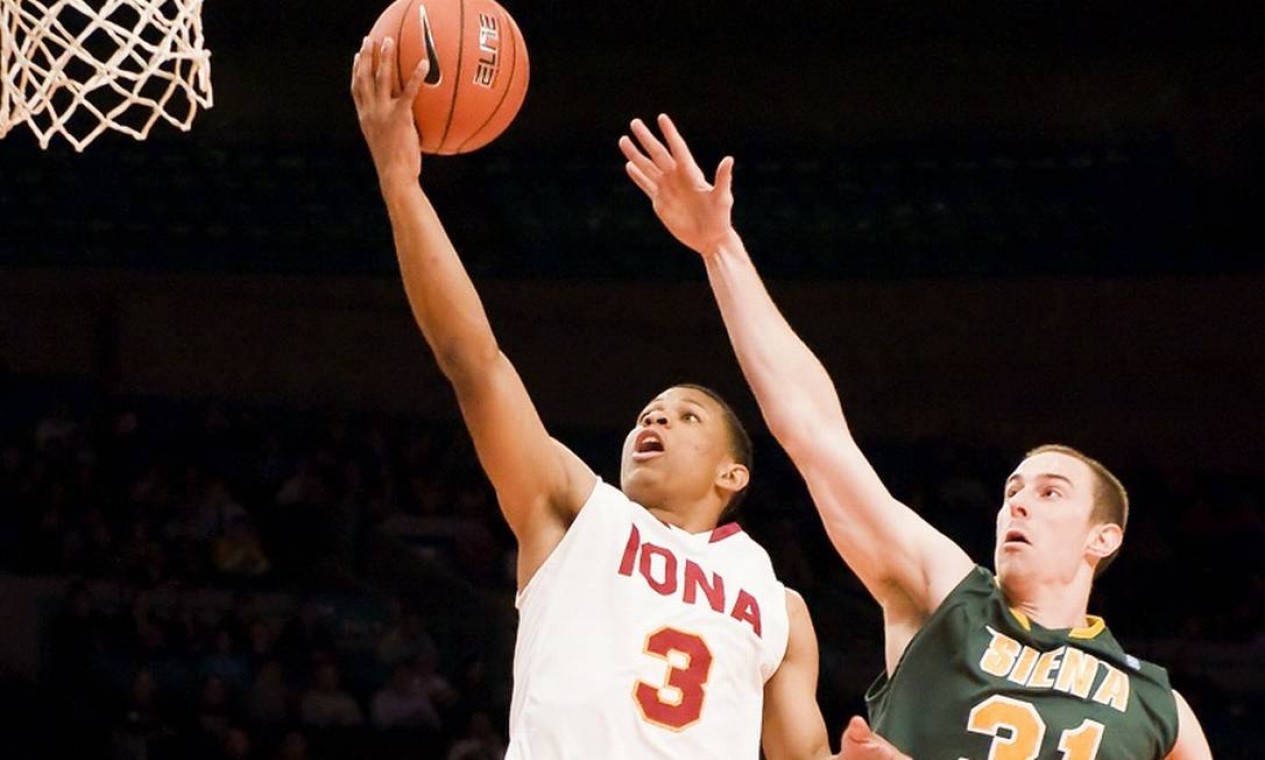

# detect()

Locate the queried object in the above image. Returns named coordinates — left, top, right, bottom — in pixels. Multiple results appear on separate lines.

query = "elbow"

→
left=767, top=414, right=842, bottom=459
left=434, top=336, right=501, bottom=385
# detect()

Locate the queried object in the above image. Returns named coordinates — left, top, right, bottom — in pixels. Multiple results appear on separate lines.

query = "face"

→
left=619, top=387, right=741, bottom=514
left=994, top=451, right=1105, bottom=588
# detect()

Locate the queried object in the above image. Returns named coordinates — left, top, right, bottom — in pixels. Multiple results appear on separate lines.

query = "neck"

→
left=644, top=502, right=722, bottom=535
left=1000, top=572, right=1095, bottom=631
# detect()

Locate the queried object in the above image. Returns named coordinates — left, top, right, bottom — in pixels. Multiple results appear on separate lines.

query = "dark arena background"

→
left=1, top=1, right=1262, bottom=757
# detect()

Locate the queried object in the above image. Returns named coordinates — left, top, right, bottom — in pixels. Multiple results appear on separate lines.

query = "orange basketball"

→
left=369, top=0, right=529, bottom=155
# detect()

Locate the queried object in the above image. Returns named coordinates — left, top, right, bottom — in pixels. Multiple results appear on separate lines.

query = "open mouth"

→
left=633, top=430, right=664, bottom=459
left=1003, top=530, right=1030, bottom=546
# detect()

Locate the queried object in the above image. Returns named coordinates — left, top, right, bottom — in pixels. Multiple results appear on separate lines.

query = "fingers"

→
left=629, top=118, right=676, bottom=174
left=714, top=155, right=735, bottom=198
left=618, top=134, right=660, bottom=183
left=402, top=57, right=430, bottom=103
left=350, top=36, right=373, bottom=107
left=842, top=715, right=871, bottom=743
left=375, top=37, right=396, bottom=98
left=656, top=113, right=705, bottom=181
left=624, top=160, right=657, bottom=198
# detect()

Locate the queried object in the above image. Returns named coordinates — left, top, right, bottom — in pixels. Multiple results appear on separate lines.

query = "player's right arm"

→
left=352, top=37, right=595, bottom=587
left=620, top=115, right=974, bottom=663
left=1165, top=691, right=1213, bottom=760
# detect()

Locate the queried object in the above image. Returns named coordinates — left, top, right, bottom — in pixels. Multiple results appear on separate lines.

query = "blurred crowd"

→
left=1, top=375, right=1262, bottom=758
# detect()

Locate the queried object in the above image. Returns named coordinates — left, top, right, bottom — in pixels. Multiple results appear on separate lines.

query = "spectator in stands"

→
left=222, top=592, right=261, bottom=651
left=375, top=606, right=436, bottom=668
left=245, top=658, right=291, bottom=727
left=35, top=401, right=79, bottom=454
left=212, top=512, right=271, bottom=577
left=299, top=660, right=362, bottom=728
left=187, top=673, right=243, bottom=754
left=244, top=619, right=278, bottom=673
left=220, top=725, right=255, bottom=760
left=273, top=730, right=311, bottom=760
left=111, top=586, right=168, bottom=657
left=413, top=644, right=458, bottom=716
left=111, top=667, right=175, bottom=760
left=46, top=579, right=105, bottom=689
left=370, top=661, right=442, bottom=731
left=445, top=711, right=505, bottom=760
left=275, top=599, right=336, bottom=673
left=164, top=590, right=205, bottom=657
left=200, top=627, right=252, bottom=692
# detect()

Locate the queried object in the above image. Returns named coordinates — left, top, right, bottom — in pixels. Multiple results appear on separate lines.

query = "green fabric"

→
left=866, top=566, right=1179, bottom=758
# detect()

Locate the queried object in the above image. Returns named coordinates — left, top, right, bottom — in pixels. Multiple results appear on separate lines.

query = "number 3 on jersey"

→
left=966, top=695, right=1105, bottom=760
left=634, top=627, right=714, bottom=730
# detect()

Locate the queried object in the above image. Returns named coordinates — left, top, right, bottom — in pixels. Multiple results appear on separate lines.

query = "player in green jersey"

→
left=620, top=114, right=1214, bottom=759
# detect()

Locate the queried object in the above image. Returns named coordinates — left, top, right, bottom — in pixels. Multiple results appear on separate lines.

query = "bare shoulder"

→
left=781, top=588, right=817, bottom=652
left=1165, top=690, right=1212, bottom=760
left=510, top=439, right=597, bottom=588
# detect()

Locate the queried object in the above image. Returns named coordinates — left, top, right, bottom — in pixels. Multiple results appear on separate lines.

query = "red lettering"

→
left=634, top=627, right=713, bottom=729
left=730, top=590, right=762, bottom=637
left=618, top=524, right=640, bottom=576
left=615, top=522, right=763, bottom=638
left=683, top=560, right=725, bottom=613
left=639, top=543, right=677, bottom=595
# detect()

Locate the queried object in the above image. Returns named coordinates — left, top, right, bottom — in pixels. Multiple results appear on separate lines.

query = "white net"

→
left=1, top=0, right=212, bottom=151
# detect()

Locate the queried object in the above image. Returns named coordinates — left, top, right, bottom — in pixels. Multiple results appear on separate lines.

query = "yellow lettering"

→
left=1008, top=645, right=1039, bottom=685
left=980, top=627, right=1021, bottom=677
left=1029, top=646, right=1064, bottom=688
left=1091, top=666, right=1130, bottom=713
left=1055, top=647, right=1101, bottom=699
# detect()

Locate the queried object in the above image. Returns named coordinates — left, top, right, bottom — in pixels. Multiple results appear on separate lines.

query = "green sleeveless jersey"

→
left=866, top=567, right=1179, bottom=759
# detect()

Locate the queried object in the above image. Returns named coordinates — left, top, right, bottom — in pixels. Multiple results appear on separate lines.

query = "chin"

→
left=994, top=554, right=1022, bottom=583
left=621, top=479, right=657, bottom=509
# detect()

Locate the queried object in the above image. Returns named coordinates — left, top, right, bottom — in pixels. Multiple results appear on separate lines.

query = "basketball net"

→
left=0, top=0, right=212, bottom=151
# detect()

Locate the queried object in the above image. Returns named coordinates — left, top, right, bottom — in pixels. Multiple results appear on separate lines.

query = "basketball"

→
left=368, top=0, right=529, bottom=155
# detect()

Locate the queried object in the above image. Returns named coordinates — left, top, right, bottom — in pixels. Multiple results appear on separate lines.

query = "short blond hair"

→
left=1025, top=444, right=1128, bottom=576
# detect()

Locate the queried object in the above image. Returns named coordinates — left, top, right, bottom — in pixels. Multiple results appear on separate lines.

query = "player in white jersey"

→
left=351, top=39, right=908, bottom=760
left=510, top=471, right=787, bottom=758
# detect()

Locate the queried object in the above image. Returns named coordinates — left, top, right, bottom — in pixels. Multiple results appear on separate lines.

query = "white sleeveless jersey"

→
left=506, top=480, right=790, bottom=760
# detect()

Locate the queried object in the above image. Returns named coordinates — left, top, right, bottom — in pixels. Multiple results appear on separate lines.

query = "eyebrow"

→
left=1006, top=473, right=1075, bottom=489
left=677, top=396, right=710, bottom=413
left=639, top=397, right=710, bottom=417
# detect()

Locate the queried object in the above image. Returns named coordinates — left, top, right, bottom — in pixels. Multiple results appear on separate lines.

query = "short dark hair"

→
left=674, top=383, right=753, bottom=517
left=1025, top=444, right=1128, bottom=576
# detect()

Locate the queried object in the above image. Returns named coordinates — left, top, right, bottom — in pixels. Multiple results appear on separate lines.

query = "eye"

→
left=1040, top=487, right=1062, bottom=499
left=682, top=411, right=700, bottom=422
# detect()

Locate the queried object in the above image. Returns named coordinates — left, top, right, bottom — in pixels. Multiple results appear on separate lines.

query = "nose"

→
left=643, top=413, right=669, bottom=427
left=1007, top=498, right=1029, bottom=518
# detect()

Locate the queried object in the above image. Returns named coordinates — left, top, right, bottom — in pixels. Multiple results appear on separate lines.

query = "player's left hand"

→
left=836, top=716, right=911, bottom=760
left=351, top=35, right=428, bottom=186
left=619, top=113, right=736, bottom=257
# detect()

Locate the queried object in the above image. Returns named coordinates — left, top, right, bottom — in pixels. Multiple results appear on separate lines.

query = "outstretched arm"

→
left=620, top=115, right=973, bottom=664
left=352, top=37, right=594, bottom=587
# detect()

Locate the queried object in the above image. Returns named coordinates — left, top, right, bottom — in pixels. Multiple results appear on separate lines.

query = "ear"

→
left=1085, top=522, right=1123, bottom=562
left=715, top=462, right=750, bottom=497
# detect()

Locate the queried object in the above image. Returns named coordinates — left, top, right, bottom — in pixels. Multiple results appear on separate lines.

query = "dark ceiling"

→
left=199, top=1, right=1263, bottom=166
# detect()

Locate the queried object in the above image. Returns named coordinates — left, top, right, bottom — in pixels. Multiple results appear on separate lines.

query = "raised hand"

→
left=837, top=716, right=911, bottom=760
left=619, top=113, right=737, bottom=256
left=350, top=36, right=428, bottom=185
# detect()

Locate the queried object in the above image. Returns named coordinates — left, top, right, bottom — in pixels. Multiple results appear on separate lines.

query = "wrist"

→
left=700, top=228, right=747, bottom=262
left=378, top=169, right=421, bottom=198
